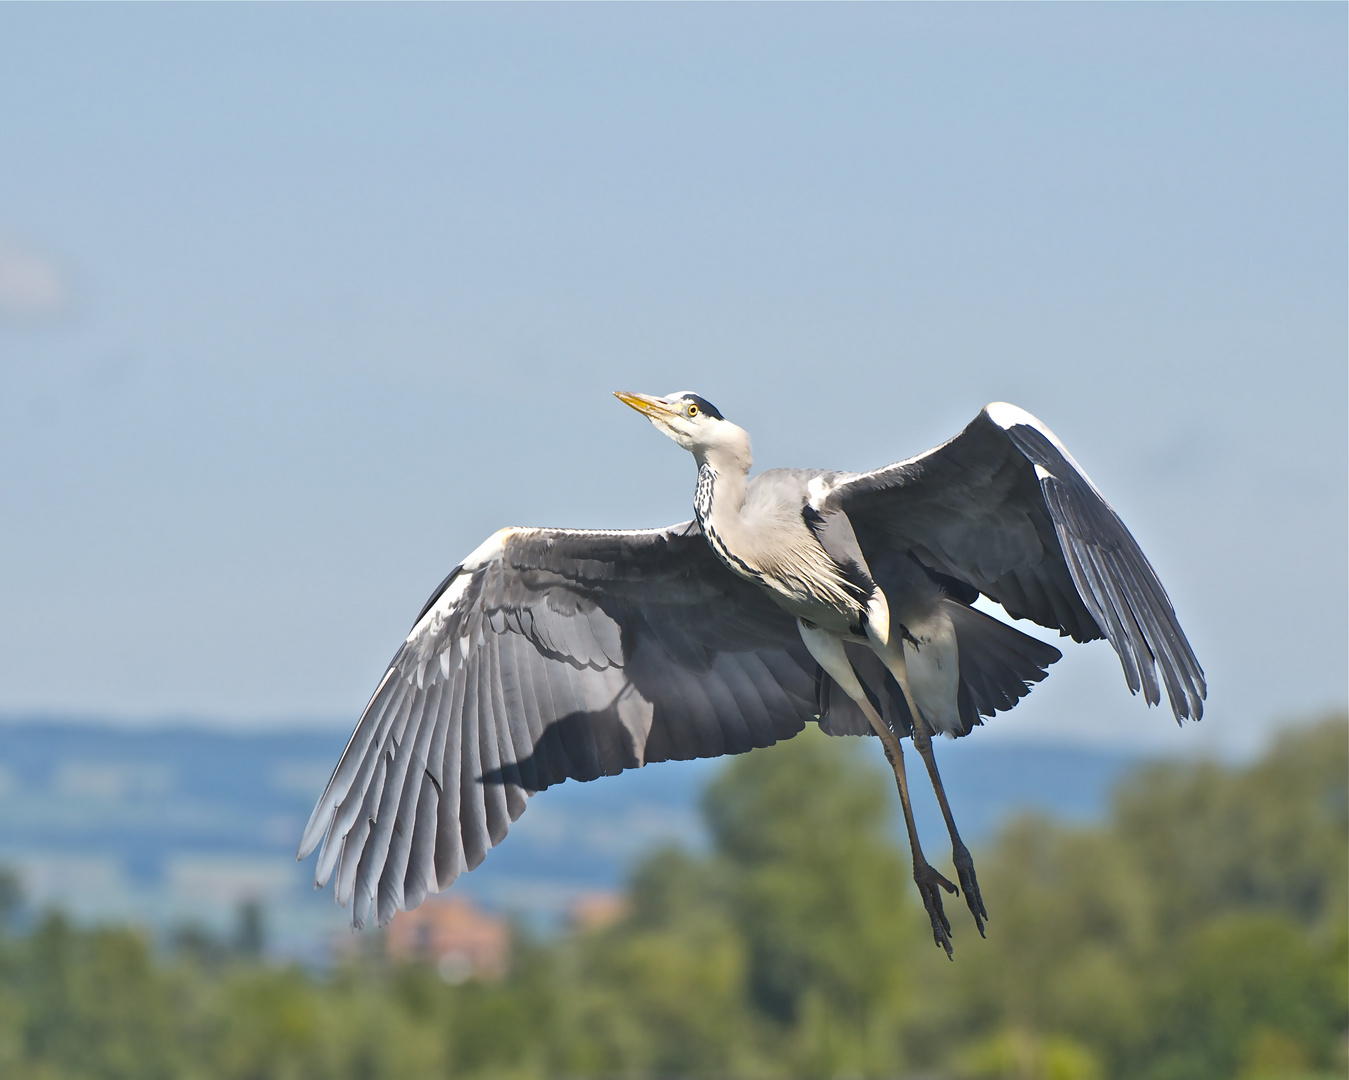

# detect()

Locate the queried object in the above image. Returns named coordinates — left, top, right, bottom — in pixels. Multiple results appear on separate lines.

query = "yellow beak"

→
left=614, top=391, right=679, bottom=421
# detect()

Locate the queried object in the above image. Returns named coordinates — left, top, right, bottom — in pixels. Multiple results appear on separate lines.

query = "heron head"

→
left=614, top=390, right=751, bottom=469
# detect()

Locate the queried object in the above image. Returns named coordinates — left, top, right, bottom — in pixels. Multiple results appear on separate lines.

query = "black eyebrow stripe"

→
left=683, top=394, right=724, bottom=420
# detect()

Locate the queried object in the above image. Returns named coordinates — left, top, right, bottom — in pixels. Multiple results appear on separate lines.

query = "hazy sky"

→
left=0, top=4, right=1343, bottom=757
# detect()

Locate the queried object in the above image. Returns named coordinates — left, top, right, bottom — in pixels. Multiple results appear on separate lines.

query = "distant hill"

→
left=0, top=718, right=1144, bottom=959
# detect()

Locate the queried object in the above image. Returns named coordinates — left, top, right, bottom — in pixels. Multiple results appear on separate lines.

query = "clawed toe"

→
left=914, top=861, right=958, bottom=958
left=952, top=842, right=987, bottom=937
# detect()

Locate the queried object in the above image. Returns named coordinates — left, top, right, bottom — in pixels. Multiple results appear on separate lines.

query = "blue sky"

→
left=0, top=4, right=1343, bottom=756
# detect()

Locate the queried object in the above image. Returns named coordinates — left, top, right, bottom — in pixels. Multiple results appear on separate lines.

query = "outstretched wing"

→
left=828, top=403, right=1205, bottom=725
left=297, top=522, right=819, bottom=928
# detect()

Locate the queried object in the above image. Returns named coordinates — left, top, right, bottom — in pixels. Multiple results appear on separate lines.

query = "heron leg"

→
left=797, top=620, right=958, bottom=958
left=865, top=627, right=987, bottom=936
left=910, top=719, right=986, bottom=936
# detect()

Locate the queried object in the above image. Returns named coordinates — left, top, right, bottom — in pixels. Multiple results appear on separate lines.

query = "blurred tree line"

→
left=0, top=714, right=1342, bottom=1080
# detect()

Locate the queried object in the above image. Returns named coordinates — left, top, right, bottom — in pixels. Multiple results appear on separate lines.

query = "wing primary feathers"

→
left=1005, top=420, right=1204, bottom=722
left=498, top=633, right=543, bottom=794
left=489, top=635, right=533, bottom=822
left=315, top=679, right=413, bottom=888
left=1087, top=541, right=1160, bottom=705
left=376, top=680, right=445, bottom=924
left=338, top=747, right=387, bottom=926
left=299, top=665, right=401, bottom=861
left=402, top=771, right=442, bottom=911
left=432, top=665, right=469, bottom=891
left=355, top=687, right=430, bottom=926
left=458, top=649, right=489, bottom=872
left=478, top=634, right=516, bottom=847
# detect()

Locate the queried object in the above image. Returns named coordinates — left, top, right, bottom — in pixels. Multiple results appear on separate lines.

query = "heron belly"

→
left=901, top=605, right=962, bottom=736
left=761, top=584, right=860, bottom=635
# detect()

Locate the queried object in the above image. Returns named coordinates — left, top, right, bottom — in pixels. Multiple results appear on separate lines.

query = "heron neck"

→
left=694, top=452, right=750, bottom=547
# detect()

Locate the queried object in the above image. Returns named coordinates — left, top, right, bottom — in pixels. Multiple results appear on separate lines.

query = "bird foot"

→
left=952, top=841, right=987, bottom=938
left=914, top=860, right=958, bottom=959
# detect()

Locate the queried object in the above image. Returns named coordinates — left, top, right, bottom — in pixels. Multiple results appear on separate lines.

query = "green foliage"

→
left=0, top=714, right=1341, bottom=1079
left=1113, top=720, right=1349, bottom=936
left=703, top=729, right=914, bottom=1034
left=1142, top=914, right=1344, bottom=1080
left=10, top=915, right=187, bottom=1080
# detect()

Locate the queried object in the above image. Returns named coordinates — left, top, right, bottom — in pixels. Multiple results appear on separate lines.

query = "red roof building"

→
left=385, top=895, right=509, bottom=982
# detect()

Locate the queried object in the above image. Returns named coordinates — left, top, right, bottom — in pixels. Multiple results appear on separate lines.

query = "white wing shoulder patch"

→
left=983, top=402, right=1104, bottom=497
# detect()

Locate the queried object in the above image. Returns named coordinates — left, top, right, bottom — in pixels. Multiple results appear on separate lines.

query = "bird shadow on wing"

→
left=474, top=642, right=820, bottom=794
left=475, top=686, right=651, bottom=794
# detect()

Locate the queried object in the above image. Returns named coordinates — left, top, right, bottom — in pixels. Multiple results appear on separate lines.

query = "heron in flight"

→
left=299, top=392, right=1204, bottom=956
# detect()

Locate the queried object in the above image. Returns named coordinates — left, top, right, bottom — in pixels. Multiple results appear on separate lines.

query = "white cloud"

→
left=0, top=232, right=68, bottom=317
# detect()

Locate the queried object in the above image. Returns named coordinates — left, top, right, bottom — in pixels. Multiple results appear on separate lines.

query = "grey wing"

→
left=296, top=523, right=819, bottom=928
left=830, top=402, right=1205, bottom=725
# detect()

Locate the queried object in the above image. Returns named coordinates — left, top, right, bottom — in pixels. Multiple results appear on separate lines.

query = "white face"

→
left=614, top=391, right=725, bottom=452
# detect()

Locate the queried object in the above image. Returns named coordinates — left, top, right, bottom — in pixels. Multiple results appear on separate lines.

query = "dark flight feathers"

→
left=831, top=407, right=1204, bottom=723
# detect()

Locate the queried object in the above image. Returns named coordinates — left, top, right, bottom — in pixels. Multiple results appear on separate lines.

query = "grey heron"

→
left=299, top=392, right=1204, bottom=956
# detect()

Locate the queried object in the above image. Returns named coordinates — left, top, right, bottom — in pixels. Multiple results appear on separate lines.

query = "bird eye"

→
left=687, top=403, right=699, bottom=417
